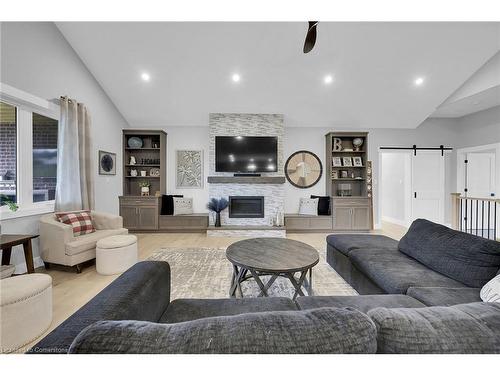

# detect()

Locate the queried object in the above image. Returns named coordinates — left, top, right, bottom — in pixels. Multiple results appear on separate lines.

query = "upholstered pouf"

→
left=0, top=274, right=52, bottom=353
left=96, top=235, right=138, bottom=275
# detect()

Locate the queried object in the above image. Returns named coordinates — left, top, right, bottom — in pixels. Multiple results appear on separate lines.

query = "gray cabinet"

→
left=332, top=198, right=371, bottom=231
left=332, top=207, right=352, bottom=230
left=352, top=206, right=370, bottom=229
left=159, top=214, right=209, bottom=232
left=121, top=206, right=139, bottom=230
left=285, top=215, right=333, bottom=232
left=119, top=196, right=159, bottom=231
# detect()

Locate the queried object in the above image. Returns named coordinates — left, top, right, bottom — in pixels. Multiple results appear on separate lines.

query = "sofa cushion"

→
left=399, top=219, right=500, bottom=288
left=69, top=307, right=377, bottom=354
left=30, top=261, right=171, bottom=354
left=160, top=297, right=298, bottom=324
left=349, top=248, right=465, bottom=294
left=65, top=228, right=128, bottom=256
left=296, top=294, right=425, bottom=313
left=326, top=234, right=398, bottom=256
left=368, top=302, right=500, bottom=353
left=407, top=287, right=482, bottom=307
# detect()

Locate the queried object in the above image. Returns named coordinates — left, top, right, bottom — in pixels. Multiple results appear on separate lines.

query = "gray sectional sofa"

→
left=326, top=219, right=500, bottom=305
left=30, top=219, right=500, bottom=354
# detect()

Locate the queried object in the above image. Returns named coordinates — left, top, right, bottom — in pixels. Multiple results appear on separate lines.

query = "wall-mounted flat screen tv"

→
left=215, top=136, right=278, bottom=173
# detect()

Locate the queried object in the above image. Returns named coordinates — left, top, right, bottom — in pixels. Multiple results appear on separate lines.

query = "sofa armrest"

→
left=28, top=261, right=171, bottom=354
left=39, top=214, right=75, bottom=263
left=91, top=211, right=123, bottom=230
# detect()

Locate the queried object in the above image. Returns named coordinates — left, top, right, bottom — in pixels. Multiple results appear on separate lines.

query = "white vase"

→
left=141, top=186, right=150, bottom=196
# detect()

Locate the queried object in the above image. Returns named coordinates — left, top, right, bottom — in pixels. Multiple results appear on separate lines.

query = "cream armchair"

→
left=39, top=211, right=128, bottom=273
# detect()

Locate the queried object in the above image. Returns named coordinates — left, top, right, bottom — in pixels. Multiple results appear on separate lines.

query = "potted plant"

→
left=138, top=181, right=151, bottom=196
left=207, top=197, right=229, bottom=227
left=0, top=194, right=19, bottom=212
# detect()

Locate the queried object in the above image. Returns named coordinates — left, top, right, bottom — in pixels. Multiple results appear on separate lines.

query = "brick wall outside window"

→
left=0, top=123, right=17, bottom=184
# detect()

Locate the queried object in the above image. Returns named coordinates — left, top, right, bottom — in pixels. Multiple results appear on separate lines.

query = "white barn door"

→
left=411, top=151, right=445, bottom=224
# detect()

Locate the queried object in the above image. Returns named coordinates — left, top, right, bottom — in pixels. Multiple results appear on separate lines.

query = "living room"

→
left=1, top=0, right=500, bottom=370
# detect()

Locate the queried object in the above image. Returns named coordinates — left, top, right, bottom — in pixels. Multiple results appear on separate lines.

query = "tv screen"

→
left=215, top=136, right=278, bottom=173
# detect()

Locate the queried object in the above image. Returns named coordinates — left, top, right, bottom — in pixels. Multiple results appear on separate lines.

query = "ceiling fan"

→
left=303, top=21, right=319, bottom=53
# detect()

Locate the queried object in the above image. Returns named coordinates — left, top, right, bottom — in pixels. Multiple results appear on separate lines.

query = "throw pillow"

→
left=173, top=197, right=193, bottom=215
left=311, top=195, right=331, bottom=215
left=480, top=274, right=500, bottom=303
left=55, top=210, right=95, bottom=236
left=298, top=198, right=318, bottom=216
left=161, top=194, right=183, bottom=215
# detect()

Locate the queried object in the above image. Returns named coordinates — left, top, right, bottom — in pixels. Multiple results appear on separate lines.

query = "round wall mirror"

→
left=285, top=150, right=322, bottom=188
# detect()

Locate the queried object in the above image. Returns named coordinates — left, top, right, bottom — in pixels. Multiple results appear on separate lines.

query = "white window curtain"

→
left=55, top=97, right=95, bottom=211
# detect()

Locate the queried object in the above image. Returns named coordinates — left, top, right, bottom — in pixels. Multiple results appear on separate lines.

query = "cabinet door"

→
left=121, top=206, right=138, bottom=230
left=333, top=208, right=352, bottom=230
left=352, top=207, right=370, bottom=230
left=138, top=207, right=158, bottom=230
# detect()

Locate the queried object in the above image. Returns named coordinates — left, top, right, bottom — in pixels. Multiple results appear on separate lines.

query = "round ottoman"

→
left=96, top=235, right=138, bottom=275
left=0, top=273, right=52, bottom=353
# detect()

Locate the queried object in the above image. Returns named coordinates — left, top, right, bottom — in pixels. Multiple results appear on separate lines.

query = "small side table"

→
left=0, top=234, right=39, bottom=274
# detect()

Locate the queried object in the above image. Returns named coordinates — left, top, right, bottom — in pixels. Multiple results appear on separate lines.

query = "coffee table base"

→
left=229, top=265, right=313, bottom=300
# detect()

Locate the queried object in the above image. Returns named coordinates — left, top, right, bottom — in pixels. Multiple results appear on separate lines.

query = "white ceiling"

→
left=431, top=86, right=500, bottom=118
left=431, top=51, right=500, bottom=118
left=56, top=22, right=500, bottom=128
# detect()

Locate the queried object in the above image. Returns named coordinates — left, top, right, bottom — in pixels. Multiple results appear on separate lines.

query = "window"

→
left=0, top=101, right=17, bottom=206
left=33, top=113, right=58, bottom=202
left=0, top=84, right=59, bottom=218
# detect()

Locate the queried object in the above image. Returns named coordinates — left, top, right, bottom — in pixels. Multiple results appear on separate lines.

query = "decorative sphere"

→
left=352, top=138, right=364, bottom=150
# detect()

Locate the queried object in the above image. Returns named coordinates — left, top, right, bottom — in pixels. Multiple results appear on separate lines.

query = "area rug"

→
left=147, top=247, right=357, bottom=300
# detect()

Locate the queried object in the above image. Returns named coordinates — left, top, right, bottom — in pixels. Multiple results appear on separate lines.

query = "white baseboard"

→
left=14, top=256, right=44, bottom=274
left=381, top=215, right=409, bottom=228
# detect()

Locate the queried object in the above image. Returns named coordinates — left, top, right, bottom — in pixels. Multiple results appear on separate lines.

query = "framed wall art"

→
left=176, top=150, right=203, bottom=188
left=98, top=150, right=116, bottom=175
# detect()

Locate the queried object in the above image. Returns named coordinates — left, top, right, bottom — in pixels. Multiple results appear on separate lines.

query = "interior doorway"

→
left=380, top=149, right=446, bottom=227
left=457, top=143, right=499, bottom=199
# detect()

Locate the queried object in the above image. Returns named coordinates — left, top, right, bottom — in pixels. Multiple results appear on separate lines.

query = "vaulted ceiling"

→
left=56, top=22, right=500, bottom=128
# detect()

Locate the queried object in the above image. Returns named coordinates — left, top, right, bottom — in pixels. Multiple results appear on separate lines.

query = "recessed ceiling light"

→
left=141, top=72, right=151, bottom=82
left=324, top=74, right=334, bottom=84
left=232, top=73, right=241, bottom=83
left=414, top=77, right=425, bottom=86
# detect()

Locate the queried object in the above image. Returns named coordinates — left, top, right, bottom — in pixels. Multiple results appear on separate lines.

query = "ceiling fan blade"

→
left=303, top=21, right=318, bottom=54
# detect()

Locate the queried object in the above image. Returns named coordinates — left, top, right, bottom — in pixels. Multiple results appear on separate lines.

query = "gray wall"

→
left=455, top=106, right=500, bottom=148
left=1, top=22, right=128, bottom=271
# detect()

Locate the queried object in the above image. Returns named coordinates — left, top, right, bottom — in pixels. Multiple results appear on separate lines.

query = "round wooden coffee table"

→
left=226, top=238, right=319, bottom=300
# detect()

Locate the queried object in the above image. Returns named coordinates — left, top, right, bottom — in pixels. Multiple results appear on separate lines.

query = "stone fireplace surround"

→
left=207, top=113, right=285, bottom=233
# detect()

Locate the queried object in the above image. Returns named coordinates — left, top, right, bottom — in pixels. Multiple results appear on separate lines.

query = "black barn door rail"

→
left=380, top=145, right=452, bottom=156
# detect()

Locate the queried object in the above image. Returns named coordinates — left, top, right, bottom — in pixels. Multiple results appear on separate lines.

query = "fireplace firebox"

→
left=229, top=196, right=265, bottom=218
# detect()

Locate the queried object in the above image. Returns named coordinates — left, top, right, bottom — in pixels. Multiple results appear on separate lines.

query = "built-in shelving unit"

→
left=326, top=132, right=369, bottom=198
left=122, top=129, right=167, bottom=196
left=325, top=132, right=373, bottom=231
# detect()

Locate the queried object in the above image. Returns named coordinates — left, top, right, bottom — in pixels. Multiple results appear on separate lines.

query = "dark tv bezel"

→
left=215, top=136, right=278, bottom=173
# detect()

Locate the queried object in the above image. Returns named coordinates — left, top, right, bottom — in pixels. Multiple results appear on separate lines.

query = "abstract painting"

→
left=176, top=150, right=203, bottom=188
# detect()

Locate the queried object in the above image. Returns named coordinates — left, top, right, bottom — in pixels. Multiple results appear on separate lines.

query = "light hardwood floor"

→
left=23, top=222, right=407, bottom=352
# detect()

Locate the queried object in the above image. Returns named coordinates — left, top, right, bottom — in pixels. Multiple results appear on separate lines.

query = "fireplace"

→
left=229, top=196, right=265, bottom=218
